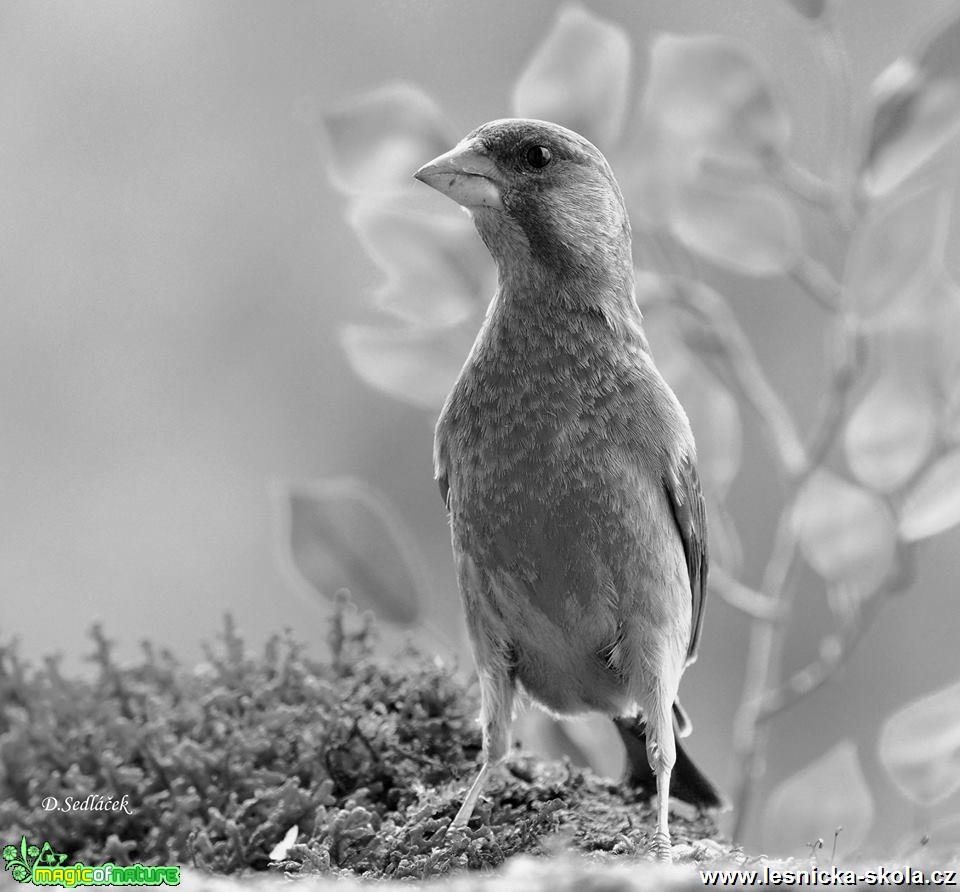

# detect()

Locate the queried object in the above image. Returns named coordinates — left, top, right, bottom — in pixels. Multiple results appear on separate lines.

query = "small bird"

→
left=414, top=119, right=723, bottom=859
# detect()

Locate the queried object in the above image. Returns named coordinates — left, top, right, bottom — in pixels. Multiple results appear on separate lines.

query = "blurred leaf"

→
left=642, top=33, right=790, bottom=166
left=340, top=323, right=474, bottom=411
left=861, top=11, right=960, bottom=196
left=618, top=131, right=698, bottom=228
left=843, top=183, right=945, bottom=316
left=899, top=449, right=960, bottom=542
left=324, top=83, right=454, bottom=194
left=764, top=740, right=874, bottom=853
left=273, top=478, right=428, bottom=625
left=862, top=279, right=960, bottom=471
left=671, top=178, right=802, bottom=276
left=782, top=0, right=826, bottom=20
left=878, top=677, right=960, bottom=805
left=793, top=470, right=897, bottom=595
left=647, top=311, right=742, bottom=496
left=349, top=202, right=491, bottom=327
left=860, top=266, right=960, bottom=404
left=862, top=271, right=960, bottom=420
left=843, top=368, right=937, bottom=493
left=512, top=5, right=631, bottom=149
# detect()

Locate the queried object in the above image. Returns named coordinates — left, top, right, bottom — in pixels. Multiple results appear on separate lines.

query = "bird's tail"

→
left=613, top=713, right=727, bottom=811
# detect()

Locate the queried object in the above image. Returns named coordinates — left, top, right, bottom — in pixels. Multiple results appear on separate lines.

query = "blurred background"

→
left=2, top=0, right=959, bottom=857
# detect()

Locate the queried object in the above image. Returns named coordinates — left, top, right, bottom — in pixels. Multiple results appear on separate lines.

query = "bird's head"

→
left=415, top=119, right=632, bottom=288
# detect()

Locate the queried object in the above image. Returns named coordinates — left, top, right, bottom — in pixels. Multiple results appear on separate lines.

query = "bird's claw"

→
left=449, top=815, right=470, bottom=831
left=652, top=830, right=673, bottom=862
left=443, top=820, right=470, bottom=843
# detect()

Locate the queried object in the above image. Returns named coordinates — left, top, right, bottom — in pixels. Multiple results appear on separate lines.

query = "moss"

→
left=0, top=603, right=721, bottom=881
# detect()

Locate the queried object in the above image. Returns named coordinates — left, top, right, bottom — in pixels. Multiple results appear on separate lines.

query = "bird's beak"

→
left=414, top=139, right=504, bottom=210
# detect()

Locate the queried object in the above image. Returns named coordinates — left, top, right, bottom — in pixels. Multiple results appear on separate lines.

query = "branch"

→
left=789, top=255, right=843, bottom=313
left=672, top=281, right=807, bottom=478
left=757, top=541, right=915, bottom=722
left=769, top=156, right=850, bottom=225
left=757, top=589, right=885, bottom=721
left=702, top=149, right=851, bottom=225
left=730, top=314, right=868, bottom=841
left=816, top=9, right=856, bottom=200
left=802, top=314, right=867, bottom=472
left=730, top=512, right=803, bottom=840
left=710, top=565, right=784, bottom=622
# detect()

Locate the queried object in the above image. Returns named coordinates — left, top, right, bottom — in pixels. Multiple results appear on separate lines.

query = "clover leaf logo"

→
left=3, top=837, right=66, bottom=883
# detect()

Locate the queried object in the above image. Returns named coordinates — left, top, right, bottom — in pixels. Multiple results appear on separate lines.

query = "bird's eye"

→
left=524, top=145, right=553, bottom=169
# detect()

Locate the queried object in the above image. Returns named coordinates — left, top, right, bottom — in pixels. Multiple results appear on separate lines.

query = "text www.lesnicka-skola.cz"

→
left=699, top=866, right=958, bottom=886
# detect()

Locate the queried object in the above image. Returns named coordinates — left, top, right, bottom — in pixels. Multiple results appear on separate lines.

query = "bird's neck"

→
left=471, top=202, right=636, bottom=322
left=494, top=252, right=640, bottom=333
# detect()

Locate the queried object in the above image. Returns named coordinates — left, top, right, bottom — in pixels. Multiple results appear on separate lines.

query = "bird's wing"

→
left=434, top=409, right=452, bottom=511
left=664, top=450, right=709, bottom=665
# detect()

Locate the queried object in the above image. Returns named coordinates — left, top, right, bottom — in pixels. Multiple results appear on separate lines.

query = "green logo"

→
left=2, top=838, right=180, bottom=887
left=2, top=838, right=67, bottom=883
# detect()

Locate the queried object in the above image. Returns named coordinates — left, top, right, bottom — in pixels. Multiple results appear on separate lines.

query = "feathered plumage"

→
left=416, top=119, right=722, bottom=859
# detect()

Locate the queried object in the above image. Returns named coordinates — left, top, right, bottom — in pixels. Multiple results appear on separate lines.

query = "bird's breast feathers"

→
left=435, top=305, right=693, bottom=589
left=434, top=313, right=697, bottom=713
left=437, top=304, right=691, bottom=505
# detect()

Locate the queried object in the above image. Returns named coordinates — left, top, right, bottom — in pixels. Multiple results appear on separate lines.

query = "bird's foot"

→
left=449, top=808, right=471, bottom=831
left=448, top=760, right=491, bottom=831
left=651, top=829, right=672, bottom=862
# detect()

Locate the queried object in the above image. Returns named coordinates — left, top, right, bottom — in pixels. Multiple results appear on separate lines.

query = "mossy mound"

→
left=0, top=606, right=721, bottom=881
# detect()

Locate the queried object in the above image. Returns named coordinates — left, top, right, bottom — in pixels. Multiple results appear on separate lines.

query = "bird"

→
left=414, top=119, right=723, bottom=860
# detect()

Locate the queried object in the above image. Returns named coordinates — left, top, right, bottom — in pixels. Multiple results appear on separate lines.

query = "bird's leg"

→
left=451, top=667, right=514, bottom=829
left=451, top=762, right=491, bottom=828
left=646, top=699, right=677, bottom=861
left=654, top=764, right=673, bottom=860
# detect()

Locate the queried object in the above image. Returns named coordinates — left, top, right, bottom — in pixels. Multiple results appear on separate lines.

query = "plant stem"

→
left=789, top=255, right=843, bottom=313
left=757, top=588, right=885, bottom=721
left=770, top=156, right=850, bottom=226
left=673, top=282, right=807, bottom=477
left=730, top=312, right=865, bottom=841
left=758, top=535, right=915, bottom=722
left=816, top=9, right=856, bottom=200
left=731, top=510, right=802, bottom=840
left=709, top=565, right=784, bottom=622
